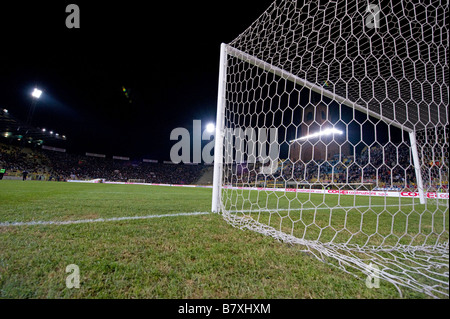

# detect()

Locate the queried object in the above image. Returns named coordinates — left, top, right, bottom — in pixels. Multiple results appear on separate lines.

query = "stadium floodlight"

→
left=27, top=88, right=42, bottom=125
left=206, top=123, right=215, bottom=133
left=42, top=128, right=46, bottom=132
left=290, top=128, right=343, bottom=143
left=31, top=88, right=42, bottom=99
left=212, top=0, right=448, bottom=298
left=2, top=109, right=7, bottom=113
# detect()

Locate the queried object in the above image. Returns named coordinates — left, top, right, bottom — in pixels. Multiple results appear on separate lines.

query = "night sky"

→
left=0, top=1, right=274, bottom=160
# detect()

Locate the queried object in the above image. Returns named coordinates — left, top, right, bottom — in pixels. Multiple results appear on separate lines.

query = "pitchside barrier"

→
left=66, top=180, right=449, bottom=200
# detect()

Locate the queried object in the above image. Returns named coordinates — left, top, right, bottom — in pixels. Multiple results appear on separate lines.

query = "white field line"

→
left=228, top=203, right=415, bottom=214
left=0, top=204, right=416, bottom=227
left=0, top=211, right=210, bottom=227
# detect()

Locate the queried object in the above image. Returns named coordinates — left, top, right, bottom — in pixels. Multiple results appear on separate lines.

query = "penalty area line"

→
left=0, top=211, right=211, bottom=227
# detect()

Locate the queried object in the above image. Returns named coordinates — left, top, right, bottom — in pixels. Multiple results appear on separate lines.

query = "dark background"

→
left=0, top=1, right=274, bottom=160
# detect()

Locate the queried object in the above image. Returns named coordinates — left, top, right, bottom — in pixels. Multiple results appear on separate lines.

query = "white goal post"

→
left=212, top=0, right=448, bottom=298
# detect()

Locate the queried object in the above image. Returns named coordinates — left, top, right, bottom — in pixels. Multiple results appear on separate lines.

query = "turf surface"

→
left=0, top=180, right=446, bottom=298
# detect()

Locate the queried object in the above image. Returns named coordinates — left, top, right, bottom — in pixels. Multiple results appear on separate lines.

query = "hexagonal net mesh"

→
left=213, top=0, right=449, bottom=297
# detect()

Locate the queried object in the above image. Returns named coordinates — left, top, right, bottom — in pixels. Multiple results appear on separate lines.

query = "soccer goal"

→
left=212, top=0, right=449, bottom=298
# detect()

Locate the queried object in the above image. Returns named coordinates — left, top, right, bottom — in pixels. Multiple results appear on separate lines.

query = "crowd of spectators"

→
left=228, top=143, right=448, bottom=191
left=0, top=143, right=49, bottom=180
left=1, top=141, right=446, bottom=191
left=44, top=150, right=208, bottom=184
left=0, top=142, right=210, bottom=184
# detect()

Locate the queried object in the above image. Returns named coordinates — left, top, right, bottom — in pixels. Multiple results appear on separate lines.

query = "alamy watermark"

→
left=169, top=120, right=280, bottom=169
left=66, top=264, right=80, bottom=289
left=365, top=263, right=380, bottom=289
left=366, top=4, right=381, bottom=29
left=65, top=4, right=80, bottom=29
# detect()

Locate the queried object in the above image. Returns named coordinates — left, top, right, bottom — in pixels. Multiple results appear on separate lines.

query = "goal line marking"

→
left=0, top=211, right=210, bottom=227
left=227, top=203, right=415, bottom=214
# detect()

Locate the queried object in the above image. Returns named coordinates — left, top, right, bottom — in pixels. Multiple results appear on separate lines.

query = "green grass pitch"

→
left=0, top=180, right=446, bottom=298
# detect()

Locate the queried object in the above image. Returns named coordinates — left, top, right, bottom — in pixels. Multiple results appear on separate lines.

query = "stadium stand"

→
left=0, top=139, right=444, bottom=191
left=0, top=141, right=211, bottom=184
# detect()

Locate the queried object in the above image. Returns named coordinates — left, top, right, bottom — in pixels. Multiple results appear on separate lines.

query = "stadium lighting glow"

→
left=31, top=88, right=42, bottom=99
left=42, top=128, right=46, bottom=132
left=2, top=109, right=7, bottom=113
left=206, top=123, right=215, bottom=133
left=49, top=131, right=53, bottom=134
left=290, top=128, right=343, bottom=143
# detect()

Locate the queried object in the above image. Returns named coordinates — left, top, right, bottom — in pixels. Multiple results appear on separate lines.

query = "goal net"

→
left=212, top=0, right=449, bottom=298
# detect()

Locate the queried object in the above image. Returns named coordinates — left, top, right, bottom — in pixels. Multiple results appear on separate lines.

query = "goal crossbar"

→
left=225, top=45, right=413, bottom=134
